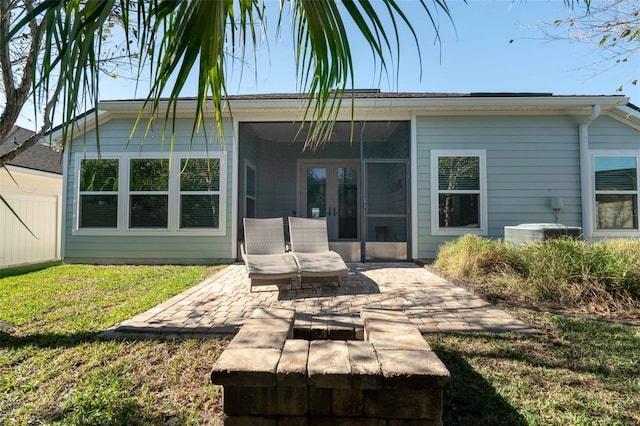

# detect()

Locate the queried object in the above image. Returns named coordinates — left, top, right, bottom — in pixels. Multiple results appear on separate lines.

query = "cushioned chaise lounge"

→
left=241, top=218, right=300, bottom=291
left=288, top=217, right=349, bottom=284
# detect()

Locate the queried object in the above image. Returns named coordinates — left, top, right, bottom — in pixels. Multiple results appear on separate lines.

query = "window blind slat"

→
left=438, top=157, right=480, bottom=191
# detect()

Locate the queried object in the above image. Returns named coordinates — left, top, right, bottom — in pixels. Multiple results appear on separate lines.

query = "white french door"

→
left=298, top=160, right=360, bottom=240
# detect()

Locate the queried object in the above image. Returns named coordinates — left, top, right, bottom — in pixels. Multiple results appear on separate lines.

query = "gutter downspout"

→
left=579, top=105, right=601, bottom=241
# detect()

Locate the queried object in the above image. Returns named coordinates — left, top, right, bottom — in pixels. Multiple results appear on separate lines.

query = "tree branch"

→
left=0, top=93, right=56, bottom=168
left=0, top=0, right=45, bottom=142
left=0, top=0, right=16, bottom=101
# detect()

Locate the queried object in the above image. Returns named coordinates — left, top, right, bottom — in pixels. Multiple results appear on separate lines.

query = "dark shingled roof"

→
left=98, top=91, right=631, bottom=106
left=0, top=127, right=62, bottom=175
left=224, top=91, right=558, bottom=100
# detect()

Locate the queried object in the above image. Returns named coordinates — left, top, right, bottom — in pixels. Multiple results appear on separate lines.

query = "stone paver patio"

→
left=110, top=262, right=535, bottom=338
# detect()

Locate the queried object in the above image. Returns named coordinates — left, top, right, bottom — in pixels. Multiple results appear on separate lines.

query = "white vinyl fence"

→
left=1, top=194, right=61, bottom=269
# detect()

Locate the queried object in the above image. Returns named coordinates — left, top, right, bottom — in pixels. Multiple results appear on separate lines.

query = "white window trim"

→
left=430, top=149, right=488, bottom=236
left=76, top=156, right=121, bottom=231
left=72, top=151, right=227, bottom=236
left=590, top=150, right=640, bottom=238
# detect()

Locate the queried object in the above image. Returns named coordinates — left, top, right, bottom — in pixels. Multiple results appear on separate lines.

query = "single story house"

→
left=56, top=92, right=640, bottom=264
left=1, top=126, right=63, bottom=269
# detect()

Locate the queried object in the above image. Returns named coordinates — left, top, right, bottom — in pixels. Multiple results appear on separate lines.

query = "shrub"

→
left=434, top=236, right=640, bottom=315
left=598, top=239, right=640, bottom=299
left=435, top=235, right=518, bottom=279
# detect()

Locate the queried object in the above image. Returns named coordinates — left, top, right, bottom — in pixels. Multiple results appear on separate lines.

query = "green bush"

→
left=434, top=235, right=640, bottom=311
left=435, top=234, right=518, bottom=278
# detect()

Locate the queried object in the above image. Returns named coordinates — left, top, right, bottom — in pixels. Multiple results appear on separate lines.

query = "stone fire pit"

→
left=210, top=307, right=450, bottom=425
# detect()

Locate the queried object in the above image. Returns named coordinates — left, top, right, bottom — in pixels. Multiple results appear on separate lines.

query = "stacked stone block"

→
left=211, top=307, right=450, bottom=425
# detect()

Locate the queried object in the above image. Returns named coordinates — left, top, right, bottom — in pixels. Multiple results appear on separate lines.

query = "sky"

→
left=15, top=0, right=640, bottom=129
left=211, top=0, right=640, bottom=98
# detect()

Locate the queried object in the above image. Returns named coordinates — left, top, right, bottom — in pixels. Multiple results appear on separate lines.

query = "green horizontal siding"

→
left=589, top=116, right=640, bottom=149
left=63, top=117, right=235, bottom=264
left=416, top=114, right=582, bottom=259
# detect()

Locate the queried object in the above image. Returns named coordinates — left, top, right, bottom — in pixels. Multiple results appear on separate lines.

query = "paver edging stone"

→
left=211, top=307, right=450, bottom=423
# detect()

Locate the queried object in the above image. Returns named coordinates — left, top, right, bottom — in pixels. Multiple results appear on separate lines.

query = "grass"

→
left=430, top=235, right=640, bottom=424
left=434, top=235, right=640, bottom=320
left=0, top=264, right=227, bottom=425
left=2, top=260, right=639, bottom=425
left=430, top=309, right=640, bottom=425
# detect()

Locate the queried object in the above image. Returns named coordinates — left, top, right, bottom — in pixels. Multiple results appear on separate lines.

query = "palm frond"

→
left=3, top=0, right=459, bottom=153
left=133, top=0, right=264, bottom=157
left=0, top=190, right=37, bottom=239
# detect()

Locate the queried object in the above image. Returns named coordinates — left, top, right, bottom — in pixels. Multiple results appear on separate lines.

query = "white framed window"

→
left=431, top=150, right=487, bottom=236
left=129, top=158, right=170, bottom=228
left=73, top=152, right=227, bottom=236
left=592, top=152, right=639, bottom=234
left=78, top=158, right=119, bottom=229
left=179, top=157, right=221, bottom=228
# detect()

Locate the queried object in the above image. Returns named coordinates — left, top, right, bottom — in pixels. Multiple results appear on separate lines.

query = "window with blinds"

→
left=129, top=159, right=169, bottom=228
left=437, top=155, right=481, bottom=228
left=594, top=156, right=639, bottom=230
left=74, top=153, right=226, bottom=235
left=179, top=158, right=221, bottom=228
left=79, top=159, right=119, bottom=228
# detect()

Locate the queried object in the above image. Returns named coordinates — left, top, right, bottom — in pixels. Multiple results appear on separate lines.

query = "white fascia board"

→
left=97, top=95, right=630, bottom=118
left=49, top=110, right=112, bottom=145
left=3, top=165, right=62, bottom=180
left=606, top=105, right=640, bottom=131
left=227, top=95, right=630, bottom=114
left=230, top=109, right=412, bottom=123
left=98, top=99, right=208, bottom=118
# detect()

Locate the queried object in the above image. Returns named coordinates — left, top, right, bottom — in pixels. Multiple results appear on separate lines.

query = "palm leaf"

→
left=3, top=1, right=597, bottom=153
left=5, top=0, right=456, bottom=151
left=0, top=186, right=37, bottom=239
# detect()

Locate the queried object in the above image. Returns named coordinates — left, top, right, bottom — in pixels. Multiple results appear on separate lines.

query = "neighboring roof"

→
left=0, top=126, right=63, bottom=175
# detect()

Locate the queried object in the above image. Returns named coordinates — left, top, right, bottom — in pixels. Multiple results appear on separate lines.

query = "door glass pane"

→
left=306, top=167, right=326, bottom=218
left=246, top=166, right=256, bottom=197
left=338, top=167, right=358, bottom=239
left=246, top=197, right=256, bottom=218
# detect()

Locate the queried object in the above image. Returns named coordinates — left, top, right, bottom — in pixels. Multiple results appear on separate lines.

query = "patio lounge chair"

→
left=288, top=217, right=349, bottom=284
left=241, top=218, right=300, bottom=291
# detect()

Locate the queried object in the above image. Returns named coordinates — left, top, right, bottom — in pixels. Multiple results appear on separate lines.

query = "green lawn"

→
left=0, top=264, right=227, bottom=425
left=430, top=308, right=640, bottom=425
left=431, top=236, right=640, bottom=425
left=1, top=263, right=639, bottom=425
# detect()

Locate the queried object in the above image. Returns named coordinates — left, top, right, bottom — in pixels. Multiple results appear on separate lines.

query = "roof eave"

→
left=97, top=95, right=630, bottom=117
left=607, top=104, right=640, bottom=131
